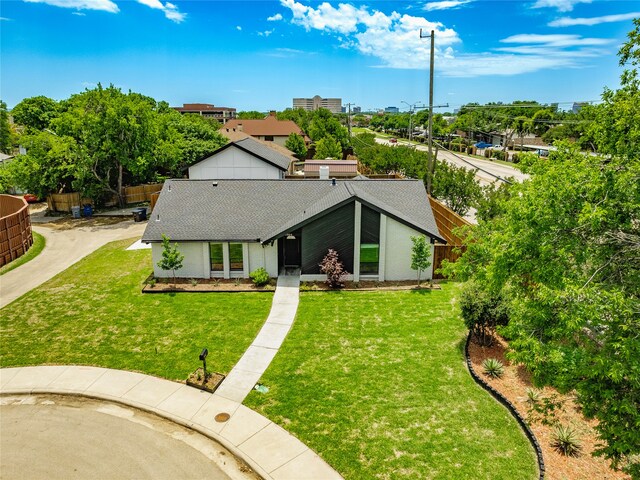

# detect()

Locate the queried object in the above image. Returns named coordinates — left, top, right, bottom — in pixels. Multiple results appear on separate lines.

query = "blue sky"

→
left=1, top=0, right=637, bottom=112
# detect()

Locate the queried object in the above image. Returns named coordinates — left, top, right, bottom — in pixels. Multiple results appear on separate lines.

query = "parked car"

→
left=23, top=193, right=39, bottom=203
left=389, top=138, right=397, bottom=143
left=474, top=141, right=492, bottom=149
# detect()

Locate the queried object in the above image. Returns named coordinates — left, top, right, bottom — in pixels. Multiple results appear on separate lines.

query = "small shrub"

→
left=234, top=278, right=241, bottom=286
left=148, top=278, right=156, bottom=287
left=249, top=267, right=270, bottom=287
left=512, top=153, right=520, bottom=163
left=319, top=249, right=348, bottom=289
left=190, top=278, right=198, bottom=287
left=482, top=358, right=505, bottom=378
left=212, top=278, right=220, bottom=286
left=551, top=425, right=582, bottom=457
left=484, top=149, right=491, bottom=158
left=526, top=388, right=541, bottom=406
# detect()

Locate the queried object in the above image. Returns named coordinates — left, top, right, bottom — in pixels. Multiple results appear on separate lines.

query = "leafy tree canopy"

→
left=11, top=95, right=59, bottom=131
left=285, top=132, right=307, bottom=159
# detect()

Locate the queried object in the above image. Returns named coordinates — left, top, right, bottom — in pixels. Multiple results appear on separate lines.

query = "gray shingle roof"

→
left=142, top=179, right=444, bottom=244
left=189, top=136, right=292, bottom=172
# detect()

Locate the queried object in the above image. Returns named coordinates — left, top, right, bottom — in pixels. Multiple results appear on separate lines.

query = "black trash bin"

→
left=132, top=207, right=147, bottom=222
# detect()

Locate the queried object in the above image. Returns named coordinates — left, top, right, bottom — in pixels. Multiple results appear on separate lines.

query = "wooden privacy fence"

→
left=0, top=195, right=33, bottom=267
left=429, top=196, right=471, bottom=279
left=47, top=183, right=164, bottom=213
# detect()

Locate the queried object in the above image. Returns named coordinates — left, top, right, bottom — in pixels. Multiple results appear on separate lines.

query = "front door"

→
left=283, top=234, right=301, bottom=268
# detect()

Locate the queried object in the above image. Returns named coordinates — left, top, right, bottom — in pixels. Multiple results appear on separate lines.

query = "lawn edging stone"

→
left=464, top=332, right=546, bottom=480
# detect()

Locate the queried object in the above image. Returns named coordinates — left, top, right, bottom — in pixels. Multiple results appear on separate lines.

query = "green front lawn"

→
left=0, top=231, right=46, bottom=276
left=0, top=238, right=272, bottom=380
left=245, top=287, right=538, bottom=479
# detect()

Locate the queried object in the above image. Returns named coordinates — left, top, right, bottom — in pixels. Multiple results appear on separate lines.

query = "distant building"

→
left=293, top=95, right=342, bottom=114
left=572, top=102, right=589, bottom=114
left=385, top=106, right=399, bottom=113
left=173, top=103, right=237, bottom=124
left=353, top=106, right=361, bottom=114
left=222, top=111, right=310, bottom=147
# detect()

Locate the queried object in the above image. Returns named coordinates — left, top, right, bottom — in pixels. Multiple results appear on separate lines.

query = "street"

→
left=374, top=137, right=528, bottom=186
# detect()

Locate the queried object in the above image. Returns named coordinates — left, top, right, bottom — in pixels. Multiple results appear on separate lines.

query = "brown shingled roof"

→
left=223, top=114, right=306, bottom=138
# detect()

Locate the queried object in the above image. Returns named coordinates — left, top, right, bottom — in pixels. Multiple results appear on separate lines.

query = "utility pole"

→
left=344, top=102, right=354, bottom=138
left=420, top=28, right=435, bottom=195
left=401, top=100, right=420, bottom=143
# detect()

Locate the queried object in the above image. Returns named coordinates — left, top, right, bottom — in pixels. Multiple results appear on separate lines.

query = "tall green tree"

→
left=54, top=84, right=158, bottom=206
left=313, top=136, right=342, bottom=159
left=3, top=131, right=79, bottom=198
left=237, top=111, right=265, bottom=119
left=11, top=96, right=59, bottom=131
left=446, top=25, right=640, bottom=474
left=0, top=101, right=14, bottom=154
left=285, top=132, right=307, bottom=159
left=430, top=161, right=482, bottom=216
left=307, top=108, right=349, bottom=149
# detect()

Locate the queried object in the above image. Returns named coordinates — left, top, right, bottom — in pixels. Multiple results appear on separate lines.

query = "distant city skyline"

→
left=1, top=1, right=637, bottom=112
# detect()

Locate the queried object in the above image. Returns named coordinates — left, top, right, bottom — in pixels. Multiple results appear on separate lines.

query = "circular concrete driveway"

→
left=0, top=395, right=257, bottom=480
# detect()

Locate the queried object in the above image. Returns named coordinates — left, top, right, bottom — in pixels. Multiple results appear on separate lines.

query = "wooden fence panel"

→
left=46, top=183, right=163, bottom=212
left=428, top=196, right=471, bottom=246
left=0, top=195, right=33, bottom=267
left=433, top=244, right=466, bottom=279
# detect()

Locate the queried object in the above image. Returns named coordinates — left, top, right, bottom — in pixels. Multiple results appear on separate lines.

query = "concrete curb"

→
left=464, top=333, right=545, bottom=480
left=0, top=366, right=342, bottom=480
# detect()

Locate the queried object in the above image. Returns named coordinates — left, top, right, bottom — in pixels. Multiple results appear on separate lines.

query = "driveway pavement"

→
left=0, top=219, right=147, bottom=308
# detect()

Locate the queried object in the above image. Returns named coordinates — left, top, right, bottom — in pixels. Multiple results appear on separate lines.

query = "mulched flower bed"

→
left=186, top=368, right=225, bottom=393
left=469, top=335, right=630, bottom=480
left=142, top=277, right=441, bottom=293
left=143, top=278, right=276, bottom=292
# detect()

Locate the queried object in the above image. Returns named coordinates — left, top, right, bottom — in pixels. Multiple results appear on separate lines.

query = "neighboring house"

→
left=142, top=179, right=444, bottom=282
left=304, top=160, right=358, bottom=178
left=293, top=95, right=342, bottom=113
left=173, top=103, right=237, bottom=124
left=222, top=112, right=309, bottom=147
left=189, top=136, right=293, bottom=180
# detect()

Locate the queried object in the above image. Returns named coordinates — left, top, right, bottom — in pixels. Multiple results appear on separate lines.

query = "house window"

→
left=210, top=243, right=223, bottom=271
left=360, top=205, right=380, bottom=275
left=229, top=243, right=244, bottom=271
left=264, top=135, right=274, bottom=141
left=360, top=243, right=379, bottom=274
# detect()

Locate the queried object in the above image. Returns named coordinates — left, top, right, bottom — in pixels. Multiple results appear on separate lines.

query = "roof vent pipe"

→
left=212, top=182, right=218, bottom=187
left=332, top=178, right=336, bottom=186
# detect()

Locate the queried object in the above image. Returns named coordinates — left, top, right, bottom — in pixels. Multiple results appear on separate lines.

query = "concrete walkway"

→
left=0, top=366, right=341, bottom=480
left=216, top=271, right=301, bottom=403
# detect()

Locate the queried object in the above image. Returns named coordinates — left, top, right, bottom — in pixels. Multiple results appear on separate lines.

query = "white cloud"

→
left=423, top=0, right=472, bottom=12
left=23, top=0, right=119, bottom=13
left=501, top=33, right=612, bottom=47
left=236, top=25, right=242, bottom=31
left=548, top=12, right=640, bottom=27
left=267, top=13, right=283, bottom=21
left=258, top=29, right=274, bottom=37
left=531, top=0, right=592, bottom=13
left=135, top=0, right=185, bottom=22
left=72, top=11, right=85, bottom=15
left=0, top=17, right=12, bottom=20
left=278, top=0, right=612, bottom=76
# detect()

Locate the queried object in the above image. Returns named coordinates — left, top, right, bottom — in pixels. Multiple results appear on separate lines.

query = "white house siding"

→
left=188, top=147, right=282, bottom=180
left=152, top=242, right=209, bottom=279
left=383, top=216, right=435, bottom=281
left=247, top=242, right=279, bottom=277
left=152, top=241, right=279, bottom=280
